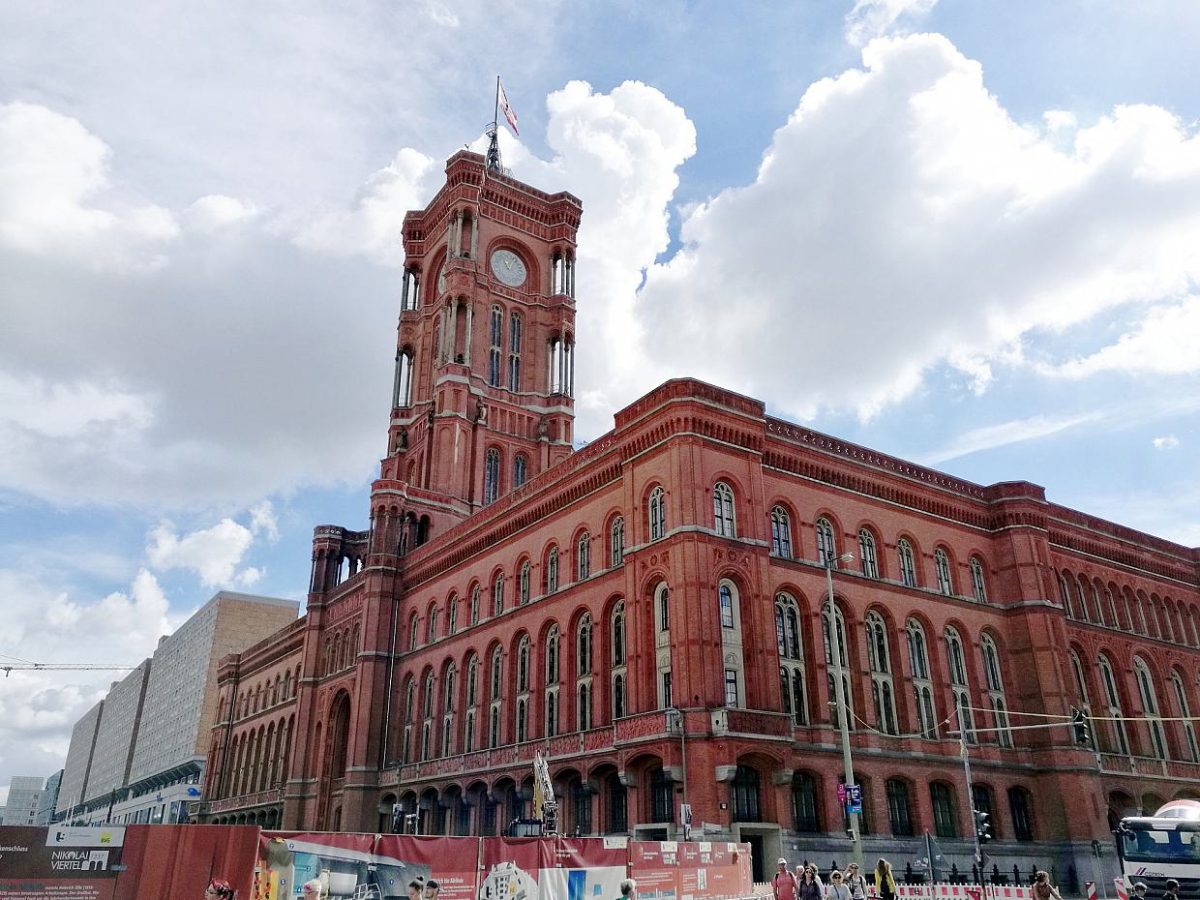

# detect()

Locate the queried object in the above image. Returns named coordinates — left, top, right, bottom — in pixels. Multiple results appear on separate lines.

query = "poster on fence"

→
left=0, top=825, right=121, bottom=900
left=118, top=824, right=259, bottom=900
left=258, top=831, right=377, bottom=899
left=539, top=837, right=628, bottom=900
left=677, top=842, right=750, bottom=900
left=375, top=835, right=480, bottom=900
left=629, top=841, right=679, bottom=900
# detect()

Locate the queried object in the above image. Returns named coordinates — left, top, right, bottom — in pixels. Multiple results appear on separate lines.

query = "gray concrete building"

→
left=35, top=769, right=62, bottom=825
left=2, top=775, right=46, bottom=826
left=54, top=591, right=298, bottom=824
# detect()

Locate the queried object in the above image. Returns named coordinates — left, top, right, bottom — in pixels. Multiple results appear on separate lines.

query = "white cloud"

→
left=921, top=412, right=1105, bottom=465
left=0, top=102, right=178, bottom=270
left=636, top=34, right=1200, bottom=420
left=1048, top=296, right=1200, bottom=378
left=184, top=195, right=260, bottom=233
left=845, top=0, right=938, bottom=47
left=249, top=500, right=280, bottom=542
left=1153, top=435, right=1180, bottom=450
left=146, top=519, right=255, bottom=587
left=0, top=371, right=154, bottom=439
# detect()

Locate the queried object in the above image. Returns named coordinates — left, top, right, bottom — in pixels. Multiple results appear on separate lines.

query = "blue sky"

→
left=1, top=0, right=1198, bottom=798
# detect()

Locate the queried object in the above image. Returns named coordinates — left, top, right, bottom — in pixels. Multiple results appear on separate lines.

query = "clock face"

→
left=490, top=249, right=527, bottom=287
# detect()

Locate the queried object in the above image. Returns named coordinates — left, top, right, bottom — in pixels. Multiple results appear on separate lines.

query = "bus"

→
left=1115, top=800, right=1200, bottom=900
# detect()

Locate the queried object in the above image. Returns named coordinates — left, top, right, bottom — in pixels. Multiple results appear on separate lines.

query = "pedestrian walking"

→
left=873, top=859, right=897, bottom=900
left=1032, top=872, right=1062, bottom=900
left=773, top=859, right=798, bottom=900
left=844, top=864, right=866, bottom=900
left=1162, top=879, right=1180, bottom=900
left=825, top=870, right=852, bottom=900
left=798, top=865, right=823, bottom=900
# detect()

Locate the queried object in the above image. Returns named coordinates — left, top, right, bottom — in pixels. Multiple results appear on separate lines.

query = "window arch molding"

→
left=769, top=501, right=796, bottom=559
left=606, top=511, right=626, bottom=568
left=934, top=545, right=956, bottom=596
left=711, top=478, right=739, bottom=538
left=865, top=607, right=898, bottom=734
left=856, top=524, right=883, bottom=579
left=574, top=528, right=592, bottom=581
left=482, top=445, right=502, bottom=506
left=896, top=534, right=921, bottom=588
left=813, top=511, right=843, bottom=566
left=645, top=483, right=668, bottom=542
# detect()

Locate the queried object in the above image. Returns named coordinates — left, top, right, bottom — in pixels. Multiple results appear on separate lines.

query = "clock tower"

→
left=372, top=150, right=582, bottom=553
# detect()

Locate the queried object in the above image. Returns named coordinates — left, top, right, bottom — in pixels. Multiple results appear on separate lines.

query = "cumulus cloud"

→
left=249, top=500, right=280, bottom=542
left=1153, top=435, right=1180, bottom=450
left=845, top=0, right=938, bottom=47
left=0, top=567, right=174, bottom=779
left=1048, top=297, right=1200, bottom=378
left=637, top=34, right=1200, bottom=420
left=0, top=102, right=178, bottom=270
left=146, top=518, right=257, bottom=587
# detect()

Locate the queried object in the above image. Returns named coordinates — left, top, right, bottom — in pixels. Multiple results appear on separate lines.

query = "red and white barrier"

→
left=1086, top=881, right=1097, bottom=900
left=1115, top=877, right=1128, bottom=900
left=884, top=885, right=1033, bottom=900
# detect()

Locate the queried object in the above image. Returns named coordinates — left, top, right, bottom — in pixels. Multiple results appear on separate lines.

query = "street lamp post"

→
left=826, top=552, right=863, bottom=870
left=668, top=706, right=691, bottom=840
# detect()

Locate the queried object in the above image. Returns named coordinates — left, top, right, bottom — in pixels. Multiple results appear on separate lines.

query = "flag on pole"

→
left=498, top=79, right=520, bottom=136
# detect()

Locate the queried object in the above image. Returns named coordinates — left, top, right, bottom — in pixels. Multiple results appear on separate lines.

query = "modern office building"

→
left=54, top=591, right=298, bottom=824
left=0, top=775, right=45, bottom=826
left=196, top=150, right=1200, bottom=885
left=35, top=769, right=62, bottom=825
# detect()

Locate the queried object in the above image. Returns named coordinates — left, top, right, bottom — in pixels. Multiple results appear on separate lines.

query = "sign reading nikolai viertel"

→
left=0, top=825, right=121, bottom=900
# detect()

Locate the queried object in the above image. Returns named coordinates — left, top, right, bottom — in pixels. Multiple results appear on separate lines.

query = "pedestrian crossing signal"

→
left=1071, top=708, right=1091, bottom=745
left=974, top=810, right=992, bottom=843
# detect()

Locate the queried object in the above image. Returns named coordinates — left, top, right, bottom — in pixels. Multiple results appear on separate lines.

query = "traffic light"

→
left=1071, top=708, right=1091, bottom=745
left=974, top=809, right=992, bottom=844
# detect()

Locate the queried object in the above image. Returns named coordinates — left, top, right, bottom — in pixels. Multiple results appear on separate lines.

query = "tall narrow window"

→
left=657, top=584, right=670, bottom=632
left=946, top=627, right=975, bottom=742
left=935, top=548, right=953, bottom=595
left=886, top=779, right=914, bottom=836
left=898, top=539, right=917, bottom=587
left=576, top=612, right=594, bottom=729
left=1133, top=658, right=1167, bottom=759
left=513, top=455, right=528, bottom=489
left=577, top=615, right=593, bottom=676
left=546, top=546, right=559, bottom=593
left=724, top=668, right=740, bottom=707
left=1172, top=673, right=1200, bottom=762
left=577, top=532, right=591, bottom=580
left=508, top=312, right=522, bottom=391
left=488, top=305, right=502, bottom=387
left=519, top=562, right=531, bottom=605
left=470, top=584, right=481, bottom=626
left=545, top=625, right=560, bottom=737
left=488, top=646, right=503, bottom=748
left=426, top=608, right=439, bottom=643
left=648, top=486, right=666, bottom=541
left=970, top=557, right=988, bottom=603
left=609, top=516, right=625, bottom=567
left=816, top=517, right=837, bottom=565
left=719, top=583, right=735, bottom=628
left=771, top=506, right=793, bottom=558
left=1008, top=787, right=1034, bottom=841
left=792, top=773, right=820, bottom=832
left=517, top=636, right=531, bottom=693
left=611, top=601, right=627, bottom=720
left=611, top=603, right=626, bottom=667
left=465, top=655, right=478, bottom=752
left=713, top=482, right=736, bottom=537
left=866, top=611, right=897, bottom=735
left=980, top=634, right=1012, bottom=747
left=447, top=594, right=458, bottom=635
left=483, top=448, right=500, bottom=505
left=822, top=603, right=853, bottom=729
left=907, top=619, right=937, bottom=738
left=1098, top=655, right=1130, bottom=754
left=930, top=782, right=957, bottom=838
left=492, top=572, right=505, bottom=617
left=776, top=593, right=808, bottom=724
left=859, top=529, right=879, bottom=578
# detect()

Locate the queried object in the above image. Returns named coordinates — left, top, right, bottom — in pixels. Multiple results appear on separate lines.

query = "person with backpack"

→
left=844, top=864, right=866, bottom=900
left=773, top=859, right=798, bottom=900
left=873, top=858, right=897, bottom=900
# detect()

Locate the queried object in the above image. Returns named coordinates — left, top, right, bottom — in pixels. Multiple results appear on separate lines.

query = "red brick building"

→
left=198, top=151, right=1200, bottom=883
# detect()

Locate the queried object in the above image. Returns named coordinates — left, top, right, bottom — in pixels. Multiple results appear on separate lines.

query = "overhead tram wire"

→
left=1, top=660, right=139, bottom=677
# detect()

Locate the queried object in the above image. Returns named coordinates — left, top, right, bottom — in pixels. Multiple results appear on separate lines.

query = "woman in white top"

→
left=824, top=870, right=851, bottom=900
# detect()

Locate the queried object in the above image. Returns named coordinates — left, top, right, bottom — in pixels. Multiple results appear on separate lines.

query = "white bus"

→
left=1116, top=800, right=1200, bottom=899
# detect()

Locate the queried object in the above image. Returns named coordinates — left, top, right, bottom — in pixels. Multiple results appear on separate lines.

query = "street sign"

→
left=845, top=784, right=862, bottom=813
left=837, top=784, right=847, bottom=803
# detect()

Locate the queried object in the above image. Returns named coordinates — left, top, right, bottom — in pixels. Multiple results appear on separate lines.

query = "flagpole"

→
left=494, top=75, right=501, bottom=130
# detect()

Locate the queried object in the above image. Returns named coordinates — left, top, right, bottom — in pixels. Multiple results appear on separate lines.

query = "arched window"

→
left=508, top=312, right=522, bottom=391
left=1008, top=787, right=1034, bottom=841
left=1133, top=658, right=1167, bottom=759
left=609, top=516, right=625, bottom=567
left=713, top=482, right=736, bottom=537
left=545, top=546, right=559, bottom=593
left=426, top=608, right=439, bottom=644
left=898, top=539, right=917, bottom=587
left=792, top=772, right=820, bottom=832
left=822, top=602, right=853, bottom=729
left=492, top=572, right=505, bottom=617
left=490, top=647, right=503, bottom=700
left=770, top=506, right=793, bottom=558
left=577, top=614, right=593, bottom=676
left=515, top=697, right=528, bottom=744
left=611, top=601, right=627, bottom=720
left=865, top=611, right=897, bottom=735
left=815, top=517, right=837, bottom=565
left=488, top=646, right=503, bottom=748
left=517, top=636, right=531, bottom=693
left=447, top=594, right=458, bottom=635
left=970, top=557, right=988, bottom=603
left=513, top=454, right=528, bottom=489
left=488, top=305, right=503, bottom=387
left=731, top=766, right=761, bottom=822
left=577, top=682, right=592, bottom=731
left=483, top=448, right=500, bottom=505
left=1098, top=654, right=1129, bottom=754
left=464, top=655, right=479, bottom=752
left=545, top=625, right=561, bottom=737
left=930, top=782, right=957, bottom=837
left=719, top=583, right=735, bottom=628
left=648, top=486, right=666, bottom=541
left=907, top=619, right=937, bottom=738
left=656, top=583, right=670, bottom=632
left=470, top=584, right=481, bottom=627
left=946, top=626, right=975, bottom=742
left=859, top=529, right=879, bottom=578
left=1171, top=672, right=1199, bottom=762
left=577, top=532, right=591, bottom=580
left=886, top=779, right=914, bottom=836
left=408, top=612, right=419, bottom=652
left=935, top=548, right=953, bottom=595
left=980, top=634, right=1012, bottom=747
left=519, top=561, right=531, bottom=605
left=421, top=671, right=435, bottom=760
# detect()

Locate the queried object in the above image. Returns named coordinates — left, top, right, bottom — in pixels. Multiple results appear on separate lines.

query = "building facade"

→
left=35, top=770, right=63, bottom=826
left=55, top=591, right=298, bottom=824
left=197, top=152, right=1200, bottom=884
left=1, top=776, right=45, bottom=826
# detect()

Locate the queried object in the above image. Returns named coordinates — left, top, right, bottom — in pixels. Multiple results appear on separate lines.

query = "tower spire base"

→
left=485, top=123, right=503, bottom=173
